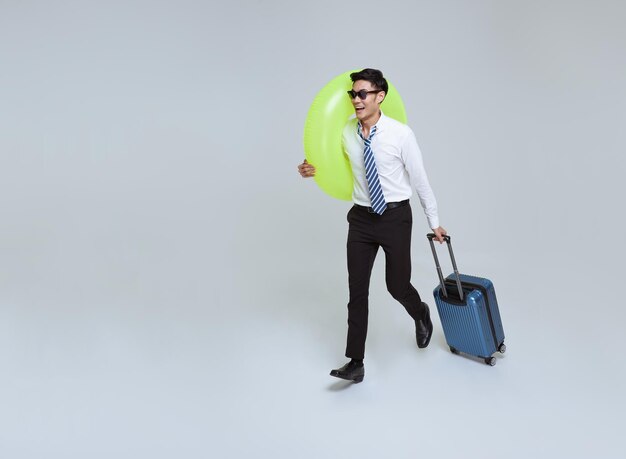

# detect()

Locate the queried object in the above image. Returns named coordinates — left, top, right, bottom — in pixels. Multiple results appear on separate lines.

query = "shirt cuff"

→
left=428, top=216, right=439, bottom=230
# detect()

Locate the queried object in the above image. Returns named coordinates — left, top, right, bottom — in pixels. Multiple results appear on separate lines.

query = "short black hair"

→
left=350, top=68, right=388, bottom=94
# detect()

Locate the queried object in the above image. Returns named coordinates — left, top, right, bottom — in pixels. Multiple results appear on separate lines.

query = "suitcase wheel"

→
left=498, top=343, right=506, bottom=354
left=484, top=357, right=496, bottom=366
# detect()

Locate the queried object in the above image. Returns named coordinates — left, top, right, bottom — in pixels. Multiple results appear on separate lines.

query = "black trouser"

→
left=345, top=202, right=426, bottom=360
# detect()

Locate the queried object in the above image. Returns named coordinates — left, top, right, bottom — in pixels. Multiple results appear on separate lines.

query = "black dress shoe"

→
left=330, top=360, right=364, bottom=383
left=415, top=303, right=433, bottom=349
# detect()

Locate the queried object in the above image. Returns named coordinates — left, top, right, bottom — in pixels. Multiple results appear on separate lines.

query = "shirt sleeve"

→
left=401, top=129, right=440, bottom=229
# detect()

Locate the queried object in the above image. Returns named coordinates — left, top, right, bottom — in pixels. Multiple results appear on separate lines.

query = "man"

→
left=298, top=68, right=446, bottom=383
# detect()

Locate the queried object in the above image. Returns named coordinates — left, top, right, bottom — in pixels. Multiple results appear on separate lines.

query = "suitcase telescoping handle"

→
left=426, top=233, right=464, bottom=301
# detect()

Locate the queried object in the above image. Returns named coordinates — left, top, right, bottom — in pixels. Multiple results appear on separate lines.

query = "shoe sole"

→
left=330, top=372, right=364, bottom=383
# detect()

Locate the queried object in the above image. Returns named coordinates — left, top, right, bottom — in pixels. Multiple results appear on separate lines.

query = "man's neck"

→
left=360, top=111, right=382, bottom=137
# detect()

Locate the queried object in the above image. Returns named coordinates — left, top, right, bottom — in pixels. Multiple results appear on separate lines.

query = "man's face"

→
left=350, top=79, right=385, bottom=122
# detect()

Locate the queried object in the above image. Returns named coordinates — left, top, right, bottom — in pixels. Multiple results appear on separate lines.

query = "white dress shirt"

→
left=342, top=111, right=440, bottom=229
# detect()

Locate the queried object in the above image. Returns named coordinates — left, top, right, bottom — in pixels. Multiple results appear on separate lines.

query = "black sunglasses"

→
left=347, top=89, right=382, bottom=100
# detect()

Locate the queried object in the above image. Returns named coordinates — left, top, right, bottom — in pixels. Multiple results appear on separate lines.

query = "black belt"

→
left=354, top=199, right=409, bottom=213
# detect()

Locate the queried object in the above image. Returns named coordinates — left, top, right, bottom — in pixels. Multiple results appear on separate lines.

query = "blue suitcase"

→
left=427, top=234, right=506, bottom=366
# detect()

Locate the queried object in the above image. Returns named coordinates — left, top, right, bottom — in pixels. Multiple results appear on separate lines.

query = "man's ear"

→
left=376, top=91, right=386, bottom=105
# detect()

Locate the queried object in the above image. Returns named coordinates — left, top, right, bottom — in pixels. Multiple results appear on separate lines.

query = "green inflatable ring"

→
left=303, top=70, right=407, bottom=201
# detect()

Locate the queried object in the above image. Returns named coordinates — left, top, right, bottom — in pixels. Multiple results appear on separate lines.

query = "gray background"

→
left=1, top=0, right=625, bottom=457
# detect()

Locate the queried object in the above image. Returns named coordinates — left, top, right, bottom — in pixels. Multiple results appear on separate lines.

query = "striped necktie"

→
left=359, top=124, right=387, bottom=214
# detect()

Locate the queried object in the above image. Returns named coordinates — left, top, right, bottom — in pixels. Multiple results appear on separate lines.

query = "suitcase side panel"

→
left=447, top=273, right=505, bottom=346
left=434, top=287, right=494, bottom=357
